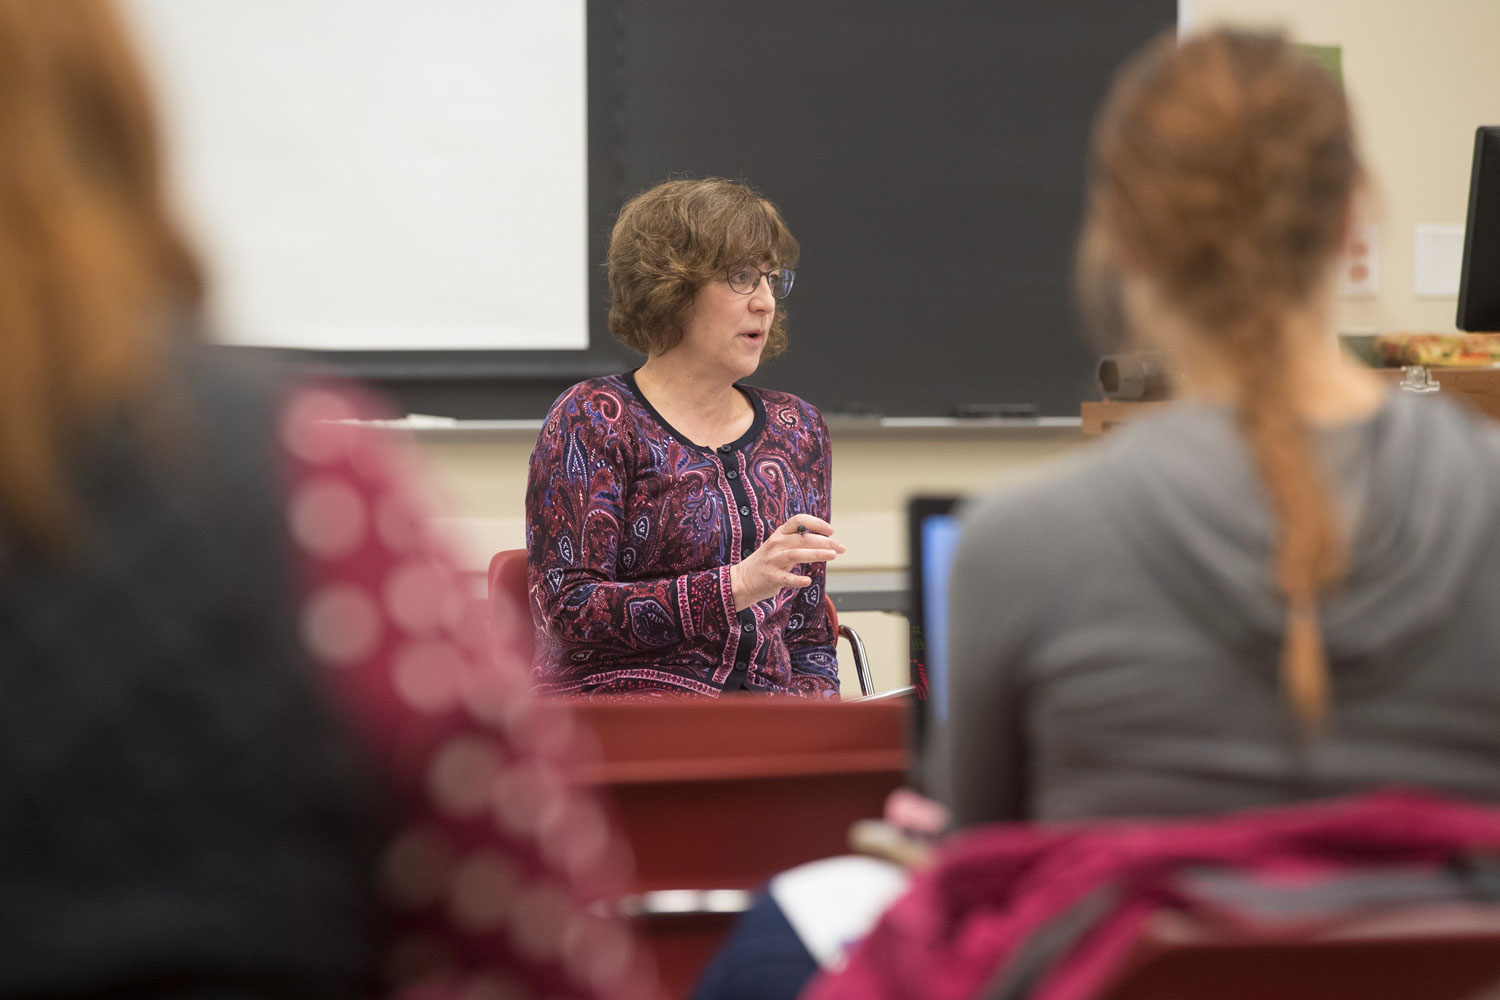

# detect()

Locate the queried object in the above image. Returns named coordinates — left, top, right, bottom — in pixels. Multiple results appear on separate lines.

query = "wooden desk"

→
left=1375, top=366, right=1500, bottom=420
left=1095, top=904, right=1500, bottom=1000
left=570, top=696, right=910, bottom=997
left=1080, top=400, right=1170, bottom=435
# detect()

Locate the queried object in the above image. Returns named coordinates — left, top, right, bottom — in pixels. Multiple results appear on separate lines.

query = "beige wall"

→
left=420, top=0, right=1500, bottom=694
left=1186, top=0, right=1500, bottom=333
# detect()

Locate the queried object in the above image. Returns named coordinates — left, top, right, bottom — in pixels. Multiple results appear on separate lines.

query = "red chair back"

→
left=486, top=548, right=533, bottom=667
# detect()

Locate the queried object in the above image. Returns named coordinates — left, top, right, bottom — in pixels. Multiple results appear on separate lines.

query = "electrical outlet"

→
left=1338, top=223, right=1379, bottom=298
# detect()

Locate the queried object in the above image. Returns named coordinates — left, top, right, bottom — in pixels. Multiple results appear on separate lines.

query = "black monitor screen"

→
left=1457, top=126, right=1500, bottom=332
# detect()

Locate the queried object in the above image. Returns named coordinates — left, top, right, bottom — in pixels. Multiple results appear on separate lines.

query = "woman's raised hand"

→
left=729, top=515, right=845, bottom=611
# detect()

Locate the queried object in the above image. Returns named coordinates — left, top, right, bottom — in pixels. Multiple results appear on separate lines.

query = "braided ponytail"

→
left=1083, top=29, right=1360, bottom=733
left=1228, top=310, right=1346, bottom=732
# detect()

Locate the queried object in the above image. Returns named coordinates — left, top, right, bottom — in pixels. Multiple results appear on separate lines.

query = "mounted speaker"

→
left=1096, top=353, right=1169, bottom=401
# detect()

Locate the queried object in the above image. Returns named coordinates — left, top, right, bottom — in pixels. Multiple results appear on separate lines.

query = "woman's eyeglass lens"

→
left=727, top=266, right=795, bottom=299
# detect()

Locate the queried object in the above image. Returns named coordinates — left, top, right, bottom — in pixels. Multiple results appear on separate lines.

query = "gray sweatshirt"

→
left=940, top=391, right=1500, bottom=828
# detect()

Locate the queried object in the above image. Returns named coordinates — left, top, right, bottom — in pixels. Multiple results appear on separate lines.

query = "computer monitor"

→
left=1457, top=126, right=1500, bottom=331
left=906, top=495, right=964, bottom=785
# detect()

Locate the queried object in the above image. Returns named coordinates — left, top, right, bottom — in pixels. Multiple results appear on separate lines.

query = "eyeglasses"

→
left=727, top=264, right=795, bottom=299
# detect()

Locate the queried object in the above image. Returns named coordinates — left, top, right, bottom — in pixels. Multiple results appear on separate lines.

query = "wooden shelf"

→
left=1081, top=367, right=1500, bottom=434
left=1080, top=400, right=1170, bottom=435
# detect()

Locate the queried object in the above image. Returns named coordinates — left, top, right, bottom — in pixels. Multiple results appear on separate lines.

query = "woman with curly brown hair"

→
left=942, top=27, right=1500, bottom=826
left=526, top=178, right=844, bottom=697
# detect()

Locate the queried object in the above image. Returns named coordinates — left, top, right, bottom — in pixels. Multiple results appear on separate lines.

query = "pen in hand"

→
left=730, top=515, right=843, bottom=610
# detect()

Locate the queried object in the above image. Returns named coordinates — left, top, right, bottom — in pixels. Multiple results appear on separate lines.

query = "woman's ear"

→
left=1077, top=214, right=1130, bottom=352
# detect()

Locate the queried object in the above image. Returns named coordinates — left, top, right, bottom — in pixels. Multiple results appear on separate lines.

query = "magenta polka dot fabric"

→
left=281, top=385, right=660, bottom=1000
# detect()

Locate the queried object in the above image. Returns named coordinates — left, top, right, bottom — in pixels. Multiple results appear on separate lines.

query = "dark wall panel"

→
left=599, top=1, right=1175, bottom=417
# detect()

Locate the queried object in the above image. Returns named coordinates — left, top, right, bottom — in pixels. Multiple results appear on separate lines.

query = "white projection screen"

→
left=119, top=0, right=589, bottom=351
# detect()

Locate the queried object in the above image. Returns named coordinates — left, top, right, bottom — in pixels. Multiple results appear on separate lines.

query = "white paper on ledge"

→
left=769, top=855, right=911, bottom=970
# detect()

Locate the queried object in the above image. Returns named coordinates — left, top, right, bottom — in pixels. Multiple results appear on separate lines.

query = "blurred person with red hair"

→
left=0, top=3, right=653, bottom=998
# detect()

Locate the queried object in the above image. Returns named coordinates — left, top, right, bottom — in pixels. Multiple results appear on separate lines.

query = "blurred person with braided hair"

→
left=941, top=27, right=1500, bottom=827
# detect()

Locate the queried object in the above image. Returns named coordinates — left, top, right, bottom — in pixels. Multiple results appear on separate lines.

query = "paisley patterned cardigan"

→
left=525, top=373, right=839, bottom=697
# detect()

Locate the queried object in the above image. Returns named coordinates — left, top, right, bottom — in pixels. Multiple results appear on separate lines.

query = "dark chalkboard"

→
left=592, top=0, right=1176, bottom=418
left=272, top=1, right=1175, bottom=419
